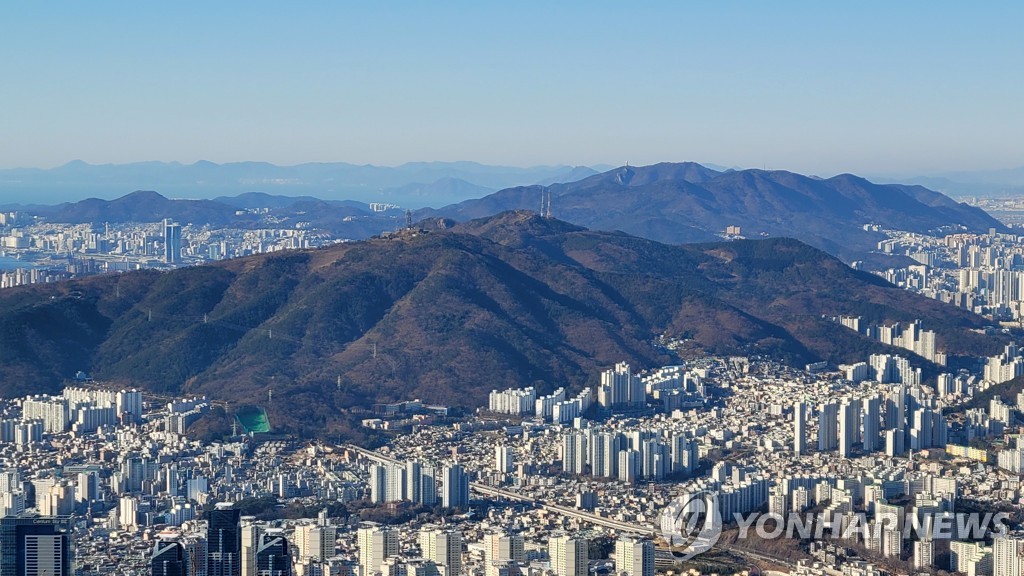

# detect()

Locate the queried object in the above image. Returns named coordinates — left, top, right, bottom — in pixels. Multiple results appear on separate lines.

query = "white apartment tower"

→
left=598, top=362, right=644, bottom=409
left=296, top=524, right=336, bottom=564
left=615, top=536, right=654, bottom=576
left=794, top=401, right=807, bottom=456
left=358, top=524, right=399, bottom=576
left=562, top=433, right=587, bottom=475
left=995, top=534, right=1024, bottom=576
left=485, top=532, right=525, bottom=563
left=419, top=527, right=462, bottom=576
left=548, top=533, right=589, bottom=576
left=495, top=445, right=513, bottom=474
left=442, top=464, right=469, bottom=509
left=818, top=402, right=838, bottom=451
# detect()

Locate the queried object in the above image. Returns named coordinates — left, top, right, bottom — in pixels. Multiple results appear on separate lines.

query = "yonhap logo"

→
left=659, top=490, right=722, bottom=560
left=656, top=496, right=1009, bottom=562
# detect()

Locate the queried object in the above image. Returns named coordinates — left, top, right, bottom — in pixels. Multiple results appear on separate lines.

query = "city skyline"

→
left=2, top=3, right=1024, bottom=576
left=0, top=221, right=1023, bottom=575
left=3, top=2, right=1023, bottom=176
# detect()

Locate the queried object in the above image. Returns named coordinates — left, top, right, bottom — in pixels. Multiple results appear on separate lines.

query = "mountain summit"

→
left=40, top=190, right=240, bottom=224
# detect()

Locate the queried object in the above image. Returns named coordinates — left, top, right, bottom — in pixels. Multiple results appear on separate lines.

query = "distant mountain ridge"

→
left=420, top=162, right=1005, bottom=261
left=40, top=190, right=243, bottom=224
left=0, top=212, right=1004, bottom=437
left=0, top=160, right=600, bottom=207
left=16, top=191, right=409, bottom=241
left=2, top=161, right=1005, bottom=264
left=877, top=165, right=1024, bottom=198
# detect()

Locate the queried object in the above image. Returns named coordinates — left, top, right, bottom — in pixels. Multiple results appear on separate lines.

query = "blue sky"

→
left=2, top=2, right=1021, bottom=175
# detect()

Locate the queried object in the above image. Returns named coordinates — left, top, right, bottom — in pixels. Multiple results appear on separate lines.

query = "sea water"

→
left=0, top=255, right=41, bottom=271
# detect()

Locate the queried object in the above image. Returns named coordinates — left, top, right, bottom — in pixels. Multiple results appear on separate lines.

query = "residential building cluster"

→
left=0, top=337, right=1022, bottom=576
left=489, top=363, right=706, bottom=424
left=839, top=354, right=922, bottom=387
left=873, top=228, right=1024, bottom=323
left=837, top=317, right=947, bottom=366
left=371, top=353, right=1024, bottom=576
left=0, top=213, right=338, bottom=290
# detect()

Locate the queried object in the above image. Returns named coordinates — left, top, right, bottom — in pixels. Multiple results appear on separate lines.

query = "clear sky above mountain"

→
left=2, top=2, right=1021, bottom=176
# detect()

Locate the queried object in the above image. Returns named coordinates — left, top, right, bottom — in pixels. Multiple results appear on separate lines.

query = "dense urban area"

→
left=0, top=207, right=385, bottom=289
left=5, top=204, right=1024, bottom=576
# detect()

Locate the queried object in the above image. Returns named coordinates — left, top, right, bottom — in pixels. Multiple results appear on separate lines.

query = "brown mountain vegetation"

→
left=0, top=211, right=1004, bottom=437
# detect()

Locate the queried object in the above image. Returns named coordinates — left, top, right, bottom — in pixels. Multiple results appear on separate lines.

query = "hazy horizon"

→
left=4, top=157, right=1023, bottom=179
left=3, top=157, right=1024, bottom=207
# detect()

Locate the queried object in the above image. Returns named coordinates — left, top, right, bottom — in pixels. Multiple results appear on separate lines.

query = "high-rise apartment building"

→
left=793, top=401, right=807, bottom=455
left=563, top=433, right=587, bottom=474
left=241, top=520, right=259, bottom=576
left=419, top=527, right=462, bottom=576
left=862, top=396, right=880, bottom=452
left=296, top=524, right=336, bottom=564
left=818, top=402, right=839, bottom=451
left=994, top=534, right=1024, bottom=576
left=495, top=445, right=513, bottom=474
left=838, top=400, right=858, bottom=458
left=485, top=532, right=525, bottom=564
left=441, top=464, right=469, bottom=509
left=548, top=533, right=589, bottom=576
left=358, top=524, right=398, bottom=576
left=598, top=362, right=645, bottom=410
left=614, top=536, right=654, bottom=576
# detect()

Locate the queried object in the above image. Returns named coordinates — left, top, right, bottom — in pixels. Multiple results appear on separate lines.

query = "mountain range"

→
left=28, top=189, right=383, bottom=223
left=420, top=162, right=1005, bottom=262
left=11, top=190, right=409, bottom=241
left=880, top=165, right=1024, bottom=198
left=4, top=163, right=1003, bottom=265
left=35, top=190, right=246, bottom=225
left=0, top=160, right=600, bottom=207
left=0, top=212, right=1003, bottom=438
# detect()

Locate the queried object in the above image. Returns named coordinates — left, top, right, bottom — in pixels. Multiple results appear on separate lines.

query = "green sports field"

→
left=235, top=406, right=271, bottom=434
